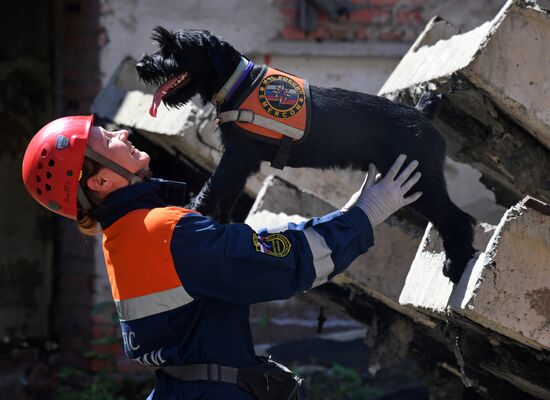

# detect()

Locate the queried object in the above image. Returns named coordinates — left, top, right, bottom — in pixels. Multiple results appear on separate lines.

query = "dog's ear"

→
left=151, top=26, right=175, bottom=47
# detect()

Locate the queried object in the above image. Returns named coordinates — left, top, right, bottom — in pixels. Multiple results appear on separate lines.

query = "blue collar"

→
left=211, top=56, right=254, bottom=106
left=91, top=178, right=187, bottom=229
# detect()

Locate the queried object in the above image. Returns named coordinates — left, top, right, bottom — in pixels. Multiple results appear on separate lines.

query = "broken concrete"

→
left=379, top=0, right=550, bottom=206
left=400, top=195, right=550, bottom=352
left=398, top=222, right=496, bottom=318
left=381, top=0, right=550, bottom=150
left=454, top=197, right=550, bottom=351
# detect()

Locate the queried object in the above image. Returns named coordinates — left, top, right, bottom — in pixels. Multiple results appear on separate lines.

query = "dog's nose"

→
left=136, top=61, right=145, bottom=73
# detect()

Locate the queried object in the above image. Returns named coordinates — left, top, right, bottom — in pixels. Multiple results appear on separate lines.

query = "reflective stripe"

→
left=218, top=110, right=305, bottom=140
left=115, top=285, right=193, bottom=321
left=303, top=227, right=334, bottom=288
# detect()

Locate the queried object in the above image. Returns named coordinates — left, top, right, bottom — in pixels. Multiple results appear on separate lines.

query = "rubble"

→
left=247, top=175, right=550, bottom=399
left=379, top=0, right=550, bottom=206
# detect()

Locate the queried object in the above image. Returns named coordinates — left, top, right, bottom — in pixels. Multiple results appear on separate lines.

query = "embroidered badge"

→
left=258, top=75, right=305, bottom=118
left=253, top=233, right=292, bottom=257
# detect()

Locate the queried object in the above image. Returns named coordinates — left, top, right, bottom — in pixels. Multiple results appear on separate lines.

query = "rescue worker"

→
left=22, top=115, right=422, bottom=400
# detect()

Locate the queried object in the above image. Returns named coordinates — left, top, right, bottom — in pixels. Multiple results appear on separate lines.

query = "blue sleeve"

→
left=170, top=207, right=374, bottom=305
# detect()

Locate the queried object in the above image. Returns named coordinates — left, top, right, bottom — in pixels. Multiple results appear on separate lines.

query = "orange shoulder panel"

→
left=101, top=207, right=195, bottom=301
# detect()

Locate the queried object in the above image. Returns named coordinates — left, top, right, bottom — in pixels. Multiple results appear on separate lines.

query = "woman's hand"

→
left=342, top=154, right=422, bottom=226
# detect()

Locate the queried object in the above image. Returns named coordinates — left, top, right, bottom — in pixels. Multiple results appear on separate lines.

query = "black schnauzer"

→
left=136, top=27, right=476, bottom=283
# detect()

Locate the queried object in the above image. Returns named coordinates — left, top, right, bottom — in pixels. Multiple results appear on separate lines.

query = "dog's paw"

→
left=443, top=259, right=464, bottom=284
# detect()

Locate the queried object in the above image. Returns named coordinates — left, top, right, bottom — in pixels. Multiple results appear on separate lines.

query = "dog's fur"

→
left=136, top=27, right=476, bottom=283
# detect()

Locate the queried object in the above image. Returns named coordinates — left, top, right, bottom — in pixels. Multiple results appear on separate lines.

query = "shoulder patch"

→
left=253, top=232, right=292, bottom=257
left=258, top=74, right=305, bottom=119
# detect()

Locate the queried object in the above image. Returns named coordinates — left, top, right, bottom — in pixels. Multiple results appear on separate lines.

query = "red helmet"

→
left=22, top=115, right=94, bottom=220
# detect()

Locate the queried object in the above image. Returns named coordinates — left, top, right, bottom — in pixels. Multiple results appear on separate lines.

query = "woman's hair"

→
left=76, top=157, right=104, bottom=236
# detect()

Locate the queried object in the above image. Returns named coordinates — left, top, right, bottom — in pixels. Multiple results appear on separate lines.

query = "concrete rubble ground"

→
left=91, top=0, right=550, bottom=398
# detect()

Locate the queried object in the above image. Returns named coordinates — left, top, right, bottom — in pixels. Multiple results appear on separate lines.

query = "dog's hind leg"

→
left=410, top=172, right=476, bottom=283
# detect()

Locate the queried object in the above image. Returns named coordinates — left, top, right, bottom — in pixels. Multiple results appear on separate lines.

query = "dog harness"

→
left=212, top=57, right=311, bottom=169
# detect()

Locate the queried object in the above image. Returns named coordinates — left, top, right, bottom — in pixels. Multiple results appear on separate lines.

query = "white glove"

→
left=342, top=154, right=423, bottom=226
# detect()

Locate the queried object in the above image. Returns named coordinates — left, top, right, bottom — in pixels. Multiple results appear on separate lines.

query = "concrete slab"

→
left=398, top=223, right=496, bottom=318
left=379, top=0, right=550, bottom=151
left=400, top=196, right=550, bottom=351
left=453, top=197, right=550, bottom=351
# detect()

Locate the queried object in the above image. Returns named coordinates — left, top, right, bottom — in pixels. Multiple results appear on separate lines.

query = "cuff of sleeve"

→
left=341, top=207, right=374, bottom=248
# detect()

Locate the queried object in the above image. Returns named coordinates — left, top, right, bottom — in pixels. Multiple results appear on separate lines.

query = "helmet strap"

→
left=76, top=148, right=153, bottom=212
left=77, top=185, right=93, bottom=212
left=84, top=147, right=152, bottom=184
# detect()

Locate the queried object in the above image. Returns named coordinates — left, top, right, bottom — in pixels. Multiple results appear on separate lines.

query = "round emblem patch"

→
left=253, top=233, right=292, bottom=257
left=258, top=75, right=305, bottom=118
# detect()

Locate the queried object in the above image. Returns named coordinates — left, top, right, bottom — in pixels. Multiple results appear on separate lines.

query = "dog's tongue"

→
left=149, top=76, right=181, bottom=118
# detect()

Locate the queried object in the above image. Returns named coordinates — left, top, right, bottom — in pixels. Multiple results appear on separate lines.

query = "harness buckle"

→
left=207, top=363, right=222, bottom=383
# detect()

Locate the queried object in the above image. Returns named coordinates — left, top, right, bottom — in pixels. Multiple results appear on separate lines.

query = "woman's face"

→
left=88, top=126, right=150, bottom=175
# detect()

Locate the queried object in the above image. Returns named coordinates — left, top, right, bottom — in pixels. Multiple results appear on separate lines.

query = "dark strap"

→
left=160, top=364, right=239, bottom=384
left=84, top=148, right=151, bottom=185
left=270, top=136, right=293, bottom=170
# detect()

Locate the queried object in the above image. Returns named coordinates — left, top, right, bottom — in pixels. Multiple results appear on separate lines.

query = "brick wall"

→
left=52, top=0, right=104, bottom=371
left=275, top=0, right=427, bottom=42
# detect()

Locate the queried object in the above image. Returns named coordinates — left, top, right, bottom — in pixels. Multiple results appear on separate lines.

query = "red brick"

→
left=307, top=26, right=332, bottom=40
left=355, top=26, right=369, bottom=40
left=369, top=0, right=398, bottom=5
left=395, top=9, right=423, bottom=24
left=378, top=29, right=406, bottom=41
left=281, top=26, right=306, bottom=40
left=349, top=8, right=390, bottom=23
left=279, top=7, right=299, bottom=23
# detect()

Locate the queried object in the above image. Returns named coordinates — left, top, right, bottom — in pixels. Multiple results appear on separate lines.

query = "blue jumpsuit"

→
left=92, top=179, right=374, bottom=399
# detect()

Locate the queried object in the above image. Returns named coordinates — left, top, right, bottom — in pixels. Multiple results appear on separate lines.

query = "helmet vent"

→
left=37, top=188, right=42, bottom=195
left=41, top=149, right=48, bottom=157
left=46, top=171, right=52, bottom=179
left=48, top=159, right=55, bottom=167
left=45, top=184, right=52, bottom=191
left=36, top=176, right=42, bottom=183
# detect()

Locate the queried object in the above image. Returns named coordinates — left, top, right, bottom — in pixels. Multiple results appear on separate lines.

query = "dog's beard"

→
left=149, top=72, right=191, bottom=117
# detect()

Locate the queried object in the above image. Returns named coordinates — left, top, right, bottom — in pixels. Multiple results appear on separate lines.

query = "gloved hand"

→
left=342, top=154, right=422, bottom=226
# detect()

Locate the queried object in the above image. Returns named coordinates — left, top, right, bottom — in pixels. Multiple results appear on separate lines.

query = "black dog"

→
left=136, top=27, right=475, bottom=283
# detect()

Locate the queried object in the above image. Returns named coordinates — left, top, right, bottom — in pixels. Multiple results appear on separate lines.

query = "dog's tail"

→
left=415, top=92, right=443, bottom=121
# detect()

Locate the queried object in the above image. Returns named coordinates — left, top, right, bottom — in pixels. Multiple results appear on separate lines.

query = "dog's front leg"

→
left=189, top=150, right=254, bottom=221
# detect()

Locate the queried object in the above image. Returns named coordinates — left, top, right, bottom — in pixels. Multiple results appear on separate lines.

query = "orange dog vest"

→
left=216, top=65, right=312, bottom=169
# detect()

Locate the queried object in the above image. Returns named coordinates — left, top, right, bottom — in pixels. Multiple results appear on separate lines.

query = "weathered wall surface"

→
left=0, top=1, right=54, bottom=340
